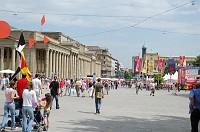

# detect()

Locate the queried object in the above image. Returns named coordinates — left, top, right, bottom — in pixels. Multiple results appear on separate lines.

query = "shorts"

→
left=44, top=110, right=50, bottom=117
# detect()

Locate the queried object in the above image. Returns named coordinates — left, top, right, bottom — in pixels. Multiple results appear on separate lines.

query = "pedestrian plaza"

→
left=0, top=87, right=197, bottom=132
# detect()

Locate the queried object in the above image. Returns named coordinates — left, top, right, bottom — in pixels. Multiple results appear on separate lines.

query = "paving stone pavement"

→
left=0, top=87, right=198, bottom=132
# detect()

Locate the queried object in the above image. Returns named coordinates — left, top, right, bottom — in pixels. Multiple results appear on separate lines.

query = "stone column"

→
left=63, top=54, right=66, bottom=78
left=7, top=48, right=10, bottom=69
left=56, top=52, right=59, bottom=76
left=66, top=55, right=69, bottom=79
left=68, top=55, right=71, bottom=79
left=11, top=47, right=16, bottom=70
left=0, top=47, right=4, bottom=76
left=52, top=51, right=55, bottom=76
left=76, top=55, right=79, bottom=78
left=71, top=54, right=74, bottom=79
left=79, top=58, right=83, bottom=77
left=45, top=49, right=49, bottom=77
left=61, top=54, right=64, bottom=78
left=58, top=52, right=61, bottom=78
left=49, top=49, right=52, bottom=78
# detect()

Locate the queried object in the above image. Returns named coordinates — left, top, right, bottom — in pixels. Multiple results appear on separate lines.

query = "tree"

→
left=163, top=66, right=177, bottom=75
left=154, top=74, right=164, bottom=84
left=124, top=71, right=134, bottom=80
left=115, top=70, right=124, bottom=78
left=193, top=55, right=200, bottom=66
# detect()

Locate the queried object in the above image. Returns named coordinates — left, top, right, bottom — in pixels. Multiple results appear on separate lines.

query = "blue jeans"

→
left=95, top=98, right=101, bottom=113
left=1, top=102, right=15, bottom=128
left=51, top=95, right=59, bottom=109
left=22, top=106, right=34, bottom=132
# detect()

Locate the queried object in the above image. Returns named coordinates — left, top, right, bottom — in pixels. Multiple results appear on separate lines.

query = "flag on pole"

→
left=148, top=59, right=154, bottom=76
left=41, top=15, right=46, bottom=26
left=135, top=56, right=140, bottom=73
left=142, top=56, right=147, bottom=74
left=29, top=38, right=36, bottom=48
left=43, top=36, right=49, bottom=44
left=11, top=32, right=32, bottom=82
left=20, top=51, right=32, bottom=82
left=16, top=33, right=26, bottom=58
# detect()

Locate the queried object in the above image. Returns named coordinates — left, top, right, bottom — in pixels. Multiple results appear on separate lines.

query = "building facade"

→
left=87, top=46, right=117, bottom=78
left=0, top=30, right=101, bottom=79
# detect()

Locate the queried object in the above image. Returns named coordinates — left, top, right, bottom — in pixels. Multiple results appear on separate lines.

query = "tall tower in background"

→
left=142, top=44, right=147, bottom=58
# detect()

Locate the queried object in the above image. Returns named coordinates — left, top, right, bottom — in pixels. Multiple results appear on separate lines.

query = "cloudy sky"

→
left=1, top=0, right=200, bottom=68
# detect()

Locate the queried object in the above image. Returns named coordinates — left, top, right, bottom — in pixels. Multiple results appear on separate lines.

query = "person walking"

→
left=88, top=80, right=93, bottom=97
left=41, top=93, right=52, bottom=131
left=189, top=82, right=200, bottom=132
left=16, top=74, right=28, bottom=116
left=150, top=81, right=155, bottom=96
left=136, top=80, right=141, bottom=95
left=59, top=79, right=65, bottom=97
left=22, top=83, right=38, bottom=132
left=64, top=79, right=70, bottom=96
left=49, top=76, right=60, bottom=109
left=92, top=78, right=104, bottom=114
left=104, top=81, right=109, bottom=95
left=115, top=81, right=118, bottom=90
left=69, top=79, right=75, bottom=96
left=32, top=74, right=42, bottom=101
left=75, top=79, right=82, bottom=97
left=173, top=83, right=178, bottom=95
left=81, top=80, right=87, bottom=97
left=0, top=81, right=19, bottom=131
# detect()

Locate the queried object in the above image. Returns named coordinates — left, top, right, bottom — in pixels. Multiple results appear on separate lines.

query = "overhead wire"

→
left=0, top=9, right=147, bottom=18
left=72, top=1, right=197, bottom=38
left=0, top=1, right=198, bottom=37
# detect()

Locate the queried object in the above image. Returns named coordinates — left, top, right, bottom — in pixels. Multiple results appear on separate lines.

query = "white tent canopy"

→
left=0, top=69, right=15, bottom=74
left=171, top=71, right=178, bottom=80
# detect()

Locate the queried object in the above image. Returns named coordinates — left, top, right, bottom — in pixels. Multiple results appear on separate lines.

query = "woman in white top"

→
left=1, top=81, right=19, bottom=131
left=22, top=82, right=38, bottom=132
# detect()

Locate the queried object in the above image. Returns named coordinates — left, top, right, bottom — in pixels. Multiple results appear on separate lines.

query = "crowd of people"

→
left=0, top=74, right=112, bottom=132
left=0, top=74, right=199, bottom=132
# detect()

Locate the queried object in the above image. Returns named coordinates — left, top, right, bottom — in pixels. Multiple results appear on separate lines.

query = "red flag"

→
left=43, top=36, right=49, bottom=44
left=41, top=15, right=46, bottom=26
left=29, top=38, right=36, bottom=48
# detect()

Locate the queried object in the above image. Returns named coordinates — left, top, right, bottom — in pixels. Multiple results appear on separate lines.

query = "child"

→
left=41, top=93, right=52, bottom=131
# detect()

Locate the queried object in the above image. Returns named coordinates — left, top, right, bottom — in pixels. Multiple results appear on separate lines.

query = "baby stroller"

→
left=7, top=99, right=22, bottom=127
left=33, top=106, right=44, bottom=132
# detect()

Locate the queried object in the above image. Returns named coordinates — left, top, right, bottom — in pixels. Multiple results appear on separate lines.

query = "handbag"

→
left=96, top=92, right=102, bottom=99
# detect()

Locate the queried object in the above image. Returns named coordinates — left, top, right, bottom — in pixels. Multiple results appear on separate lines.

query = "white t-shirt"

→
left=32, top=78, right=41, bottom=91
left=22, top=89, right=37, bottom=107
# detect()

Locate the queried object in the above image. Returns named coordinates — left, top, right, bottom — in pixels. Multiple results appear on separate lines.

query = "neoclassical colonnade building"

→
left=0, top=30, right=101, bottom=79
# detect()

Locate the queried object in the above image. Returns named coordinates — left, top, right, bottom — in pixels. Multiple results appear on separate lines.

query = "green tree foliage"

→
left=154, top=74, right=164, bottom=84
left=115, top=70, right=124, bottom=78
left=124, top=71, right=134, bottom=80
left=163, top=66, right=177, bottom=75
left=193, top=55, right=200, bottom=66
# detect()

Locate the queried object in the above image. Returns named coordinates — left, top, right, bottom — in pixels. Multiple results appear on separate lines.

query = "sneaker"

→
left=11, top=127, right=18, bottom=130
left=1, top=127, right=5, bottom=132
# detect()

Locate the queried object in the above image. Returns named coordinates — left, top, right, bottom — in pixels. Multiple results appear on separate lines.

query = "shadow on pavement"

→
left=56, top=115, right=191, bottom=132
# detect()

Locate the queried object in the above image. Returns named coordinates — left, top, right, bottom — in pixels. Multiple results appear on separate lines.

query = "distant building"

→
left=132, top=45, right=197, bottom=76
left=132, top=56, right=137, bottom=74
left=87, top=46, right=117, bottom=78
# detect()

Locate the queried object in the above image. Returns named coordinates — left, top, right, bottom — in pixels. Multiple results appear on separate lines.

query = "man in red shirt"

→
left=17, top=74, right=28, bottom=109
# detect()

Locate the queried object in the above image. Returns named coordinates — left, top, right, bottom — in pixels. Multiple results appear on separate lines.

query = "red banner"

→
left=178, top=56, right=186, bottom=83
left=135, top=56, right=140, bottom=73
